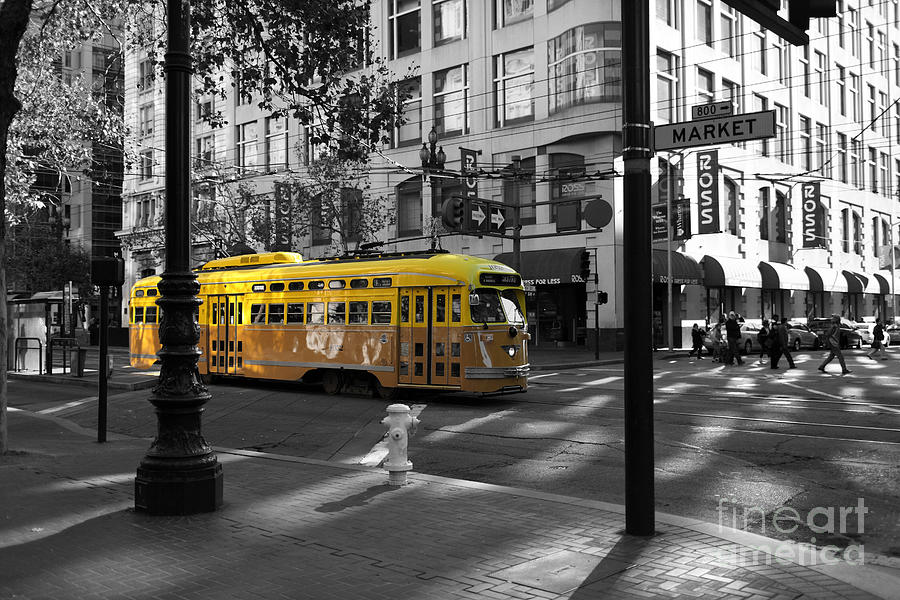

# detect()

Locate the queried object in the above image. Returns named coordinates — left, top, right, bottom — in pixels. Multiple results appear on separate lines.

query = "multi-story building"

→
left=119, top=1, right=900, bottom=349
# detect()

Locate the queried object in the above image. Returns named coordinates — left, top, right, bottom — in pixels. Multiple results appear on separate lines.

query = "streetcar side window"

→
left=451, top=294, right=461, bottom=322
left=147, top=289, right=158, bottom=297
left=135, top=290, right=144, bottom=297
left=415, top=296, right=425, bottom=323
left=145, top=306, right=158, bottom=323
left=309, top=280, right=325, bottom=290
left=372, top=301, right=392, bottom=324
left=307, top=302, right=325, bottom=324
left=349, top=301, right=368, bottom=324
left=400, top=296, right=409, bottom=323
left=329, top=280, right=346, bottom=289
left=270, top=282, right=285, bottom=292
left=251, top=304, right=266, bottom=323
left=133, top=307, right=145, bottom=323
left=212, top=303, right=218, bottom=324
left=350, top=278, right=368, bottom=289
left=286, top=303, right=304, bottom=323
left=288, top=281, right=304, bottom=291
left=435, top=294, right=446, bottom=322
left=268, top=303, right=285, bottom=324
left=328, top=302, right=346, bottom=324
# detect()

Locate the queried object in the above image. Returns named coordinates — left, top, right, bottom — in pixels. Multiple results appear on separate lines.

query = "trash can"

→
left=70, top=347, right=87, bottom=377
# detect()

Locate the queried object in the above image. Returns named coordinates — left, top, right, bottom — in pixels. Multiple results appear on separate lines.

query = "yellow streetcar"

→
left=129, top=250, right=530, bottom=396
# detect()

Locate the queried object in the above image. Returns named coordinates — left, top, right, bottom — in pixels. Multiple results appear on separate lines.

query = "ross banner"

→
left=800, top=182, right=826, bottom=249
left=460, top=148, right=479, bottom=201
left=273, top=182, right=293, bottom=251
left=696, top=150, right=720, bottom=233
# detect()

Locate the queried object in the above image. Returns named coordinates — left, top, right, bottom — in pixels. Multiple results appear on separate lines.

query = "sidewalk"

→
left=1, top=409, right=896, bottom=599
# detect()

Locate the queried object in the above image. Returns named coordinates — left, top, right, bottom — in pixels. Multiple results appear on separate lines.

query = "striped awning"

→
left=758, top=261, right=809, bottom=291
left=702, top=256, right=762, bottom=288
left=805, top=266, right=849, bottom=293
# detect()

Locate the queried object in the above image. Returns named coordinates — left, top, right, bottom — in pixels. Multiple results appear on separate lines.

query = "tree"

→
left=0, top=0, right=407, bottom=453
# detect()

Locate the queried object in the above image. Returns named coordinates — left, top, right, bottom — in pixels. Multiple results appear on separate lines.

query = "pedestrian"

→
left=689, top=323, right=705, bottom=359
left=88, top=317, right=99, bottom=346
left=768, top=315, right=782, bottom=368
left=711, top=318, right=724, bottom=362
left=758, top=319, right=770, bottom=364
left=818, top=314, right=851, bottom=374
left=776, top=317, right=796, bottom=368
left=866, top=318, right=888, bottom=360
left=725, top=311, right=743, bottom=365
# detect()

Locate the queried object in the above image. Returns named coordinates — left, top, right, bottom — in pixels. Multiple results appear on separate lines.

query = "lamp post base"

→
left=135, top=460, right=223, bottom=515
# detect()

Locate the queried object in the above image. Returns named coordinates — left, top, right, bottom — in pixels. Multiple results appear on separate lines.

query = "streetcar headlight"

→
left=502, top=344, right=517, bottom=357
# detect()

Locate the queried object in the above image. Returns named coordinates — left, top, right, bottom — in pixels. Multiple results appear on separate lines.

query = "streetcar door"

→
left=431, top=287, right=452, bottom=386
left=209, top=294, right=242, bottom=375
left=398, top=287, right=430, bottom=385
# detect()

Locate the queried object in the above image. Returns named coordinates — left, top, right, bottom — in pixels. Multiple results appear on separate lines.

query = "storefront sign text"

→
left=697, top=150, right=719, bottom=234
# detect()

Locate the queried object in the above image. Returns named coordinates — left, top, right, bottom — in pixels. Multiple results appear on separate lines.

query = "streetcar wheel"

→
left=322, top=370, right=343, bottom=395
left=793, top=338, right=801, bottom=351
left=373, top=377, right=398, bottom=400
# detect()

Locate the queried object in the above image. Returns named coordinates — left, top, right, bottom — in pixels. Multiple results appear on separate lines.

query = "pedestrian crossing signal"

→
left=441, top=197, right=465, bottom=230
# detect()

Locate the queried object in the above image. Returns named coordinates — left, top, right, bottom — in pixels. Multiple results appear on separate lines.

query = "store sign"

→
left=461, top=148, right=479, bottom=200
left=801, top=182, right=826, bottom=249
left=697, top=150, right=719, bottom=234
left=672, top=195, right=691, bottom=241
left=652, top=204, right=668, bottom=241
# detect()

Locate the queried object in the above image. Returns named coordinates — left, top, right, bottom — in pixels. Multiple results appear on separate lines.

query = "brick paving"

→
left=0, top=409, right=891, bottom=599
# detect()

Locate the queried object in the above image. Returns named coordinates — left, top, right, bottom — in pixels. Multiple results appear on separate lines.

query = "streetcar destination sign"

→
left=654, top=109, right=776, bottom=151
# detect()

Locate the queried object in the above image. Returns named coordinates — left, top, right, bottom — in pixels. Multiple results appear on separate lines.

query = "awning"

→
left=651, top=249, right=703, bottom=285
left=702, top=256, right=763, bottom=288
left=804, top=266, right=849, bottom=293
left=841, top=271, right=866, bottom=293
left=851, top=272, right=884, bottom=294
left=874, top=270, right=893, bottom=294
left=493, top=248, right=586, bottom=286
left=758, top=261, right=809, bottom=291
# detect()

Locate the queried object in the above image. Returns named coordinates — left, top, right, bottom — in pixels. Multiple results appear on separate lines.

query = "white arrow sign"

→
left=471, top=204, right=486, bottom=226
left=491, top=208, right=505, bottom=229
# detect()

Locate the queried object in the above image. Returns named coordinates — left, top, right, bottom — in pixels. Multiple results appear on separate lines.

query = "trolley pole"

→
left=134, top=0, right=222, bottom=514
left=622, top=0, right=655, bottom=535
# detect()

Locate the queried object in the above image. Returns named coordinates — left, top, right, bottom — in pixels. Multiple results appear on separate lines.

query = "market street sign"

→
left=654, top=109, right=776, bottom=151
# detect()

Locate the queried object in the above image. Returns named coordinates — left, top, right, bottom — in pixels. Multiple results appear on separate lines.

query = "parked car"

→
left=787, top=322, right=820, bottom=350
left=854, top=323, right=874, bottom=346
left=701, top=323, right=761, bottom=355
left=885, top=323, right=900, bottom=347
left=807, top=317, right=864, bottom=349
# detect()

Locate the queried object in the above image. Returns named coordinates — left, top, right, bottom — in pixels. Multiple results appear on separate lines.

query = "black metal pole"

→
left=98, top=285, right=108, bottom=443
left=622, top=0, right=655, bottom=535
left=135, top=0, right=222, bottom=514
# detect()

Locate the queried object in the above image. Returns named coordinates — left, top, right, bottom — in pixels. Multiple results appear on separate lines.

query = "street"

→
left=10, top=348, right=899, bottom=561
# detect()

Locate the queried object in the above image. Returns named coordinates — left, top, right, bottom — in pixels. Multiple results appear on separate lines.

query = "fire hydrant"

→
left=382, top=403, right=419, bottom=486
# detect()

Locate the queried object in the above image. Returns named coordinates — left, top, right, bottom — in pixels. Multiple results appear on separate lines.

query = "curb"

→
left=8, top=372, right=157, bottom=392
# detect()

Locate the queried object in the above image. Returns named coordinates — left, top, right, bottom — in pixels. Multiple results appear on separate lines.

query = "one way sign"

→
left=490, top=206, right=506, bottom=233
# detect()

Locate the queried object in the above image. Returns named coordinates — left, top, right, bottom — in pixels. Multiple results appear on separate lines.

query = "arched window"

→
left=396, top=176, right=423, bottom=238
left=774, top=190, right=787, bottom=243
left=723, top=177, right=739, bottom=236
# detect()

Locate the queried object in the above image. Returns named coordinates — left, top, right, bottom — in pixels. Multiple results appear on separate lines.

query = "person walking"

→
left=768, top=315, right=782, bottom=368
left=758, top=319, right=770, bottom=364
left=711, top=318, right=724, bottom=362
left=867, top=318, right=888, bottom=360
left=725, top=311, right=743, bottom=365
left=818, top=314, right=851, bottom=374
left=774, top=317, right=796, bottom=369
left=688, top=323, right=705, bottom=359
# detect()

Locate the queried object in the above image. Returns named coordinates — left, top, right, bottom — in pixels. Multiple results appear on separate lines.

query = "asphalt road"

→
left=8, top=348, right=900, bottom=563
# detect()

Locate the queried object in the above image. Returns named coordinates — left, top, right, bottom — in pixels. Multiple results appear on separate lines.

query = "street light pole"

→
left=134, top=0, right=222, bottom=515
left=420, top=126, right=446, bottom=243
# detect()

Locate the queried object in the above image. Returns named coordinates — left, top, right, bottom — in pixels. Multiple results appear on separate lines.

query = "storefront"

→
left=701, top=255, right=763, bottom=321
left=494, top=248, right=587, bottom=346
left=758, top=261, right=809, bottom=320
left=651, top=249, right=702, bottom=348
left=804, top=266, right=848, bottom=319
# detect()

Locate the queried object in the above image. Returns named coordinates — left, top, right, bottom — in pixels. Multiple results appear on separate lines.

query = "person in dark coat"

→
left=88, top=317, right=99, bottom=346
left=725, top=311, right=743, bottom=365
left=818, top=314, right=851, bottom=374
left=774, top=317, right=796, bottom=369
left=689, top=323, right=705, bottom=359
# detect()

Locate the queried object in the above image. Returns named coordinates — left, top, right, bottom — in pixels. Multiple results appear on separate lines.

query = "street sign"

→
left=469, top=199, right=488, bottom=233
left=490, top=206, right=506, bottom=232
left=653, top=109, right=776, bottom=151
left=691, top=101, right=733, bottom=120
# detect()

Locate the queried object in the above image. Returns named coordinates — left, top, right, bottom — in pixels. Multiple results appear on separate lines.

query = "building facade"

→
left=118, top=0, right=900, bottom=348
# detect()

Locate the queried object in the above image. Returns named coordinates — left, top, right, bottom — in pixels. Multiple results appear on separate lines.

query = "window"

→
left=878, top=30, right=886, bottom=70
left=869, top=147, right=878, bottom=193
left=815, top=123, right=828, bottom=177
left=836, top=65, right=846, bottom=116
left=328, top=280, right=346, bottom=289
left=853, top=211, right=862, bottom=255
left=139, top=150, right=153, bottom=181
left=775, top=191, right=787, bottom=243
left=349, top=301, right=368, bottom=324
left=868, top=85, right=877, bottom=132
left=752, top=29, right=767, bottom=74
left=434, top=65, right=468, bottom=137
left=799, top=116, right=812, bottom=171
left=837, top=133, right=848, bottom=183
left=719, top=6, right=737, bottom=57
left=434, top=0, right=466, bottom=44
left=696, top=68, right=714, bottom=104
left=872, top=217, right=880, bottom=256
left=502, top=156, right=536, bottom=225
left=309, top=280, right=325, bottom=290
left=496, top=0, right=533, bottom=27
left=548, top=0, right=572, bottom=9
left=759, top=187, right=770, bottom=240
left=751, top=93, right=767, bottom=155
left=268, top=303, right=284, bottom=324
left=657, top=0, right=676, bottom=27
left=452, top=294, right=461, bottom=322
left=138, top=59, right=153, bottom=92
left=270, top=282, right=285, bottom=292
left=494, top=47, right=534, bottom=126
left=799, top=45, right=810, bottom=97
left=350, top=278, right=368, bottom=289
left=838, top=0, right=846, bottom=47
left=774, top=37, right=787, bottom=83
left=237, top=122, right=258, bottom=170
left=775, top=104, right=790, bottom=164
left=251, top=304, right=266, bottom=323
left=880, top=152, right=889, bottom=196
left=851, top=139, right=862, bottom=188
left=133, top=307, right=144, bottom=323
left=867, top=22, right=875, bottom=68
left=723, top=177, right=738, bottom=236
left=656, top=50, right=678, bottom=124
left=849, top=7, right=859, bottom=56
left=841, top=208, right=850, bottom=253
left=397, top=177, right=422, bottom=237
left=195, top=135, right=214, bottom=168
left=395, top=78, right=421, bottom=147
left=265, top=117, right=288, bottom=171
left=145, top=306, right=157, bottom=323
left=327, top=302, right=346, bottom=324
left=138, top=104, right=154, bottom=137
left=415, top=295, right=425, bottom=323
left=814, top=51, right=827, bottom=105
left=696, top=0, right=712, bottom=46
left=389, top=0, right=420, bottom=59
left=196, top=97, right=213, bottom=121
left=287, top=303, right=304, bottom=323
left=894, top=44, right=900, bottom=86
left=288, top=281, right=304, bottom=291
left=307, top=302, right=325, bottom=324
left=372, top=301, right=392, bottom=324
left=548, top=22, right=622, bottom=113
left=849, top=73, right=860, bottom=121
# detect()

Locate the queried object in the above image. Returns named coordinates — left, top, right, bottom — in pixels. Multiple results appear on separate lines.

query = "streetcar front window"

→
left=469, top=289, right=506, bottom=323
left=500, top=289, right=526, bottom=325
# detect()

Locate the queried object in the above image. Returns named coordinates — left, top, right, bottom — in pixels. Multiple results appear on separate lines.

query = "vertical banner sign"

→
left=801, top=181, right=825, bottom=248
left=460, top=148, right=478, bottom=201
left=273, top=182, right=293, bottom=251
left=651, top=204, right=668, bottom=241
left=672, top=195, right=691, bottom=241
left=697, top=150, right=720, bottom=233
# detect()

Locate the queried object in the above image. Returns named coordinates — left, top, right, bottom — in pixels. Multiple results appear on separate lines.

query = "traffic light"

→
left=580, top=250, right=591, bottom=281
left=789, top=0, right=837, bottom=31
left=598, top=291, right=609, bottom=305
left=441, top=197, right=465, bottom=230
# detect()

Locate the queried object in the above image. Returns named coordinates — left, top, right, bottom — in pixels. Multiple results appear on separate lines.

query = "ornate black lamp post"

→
left=134, top=0, right=223, bottom=515
left=419, top=126, right=446, bottom=177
